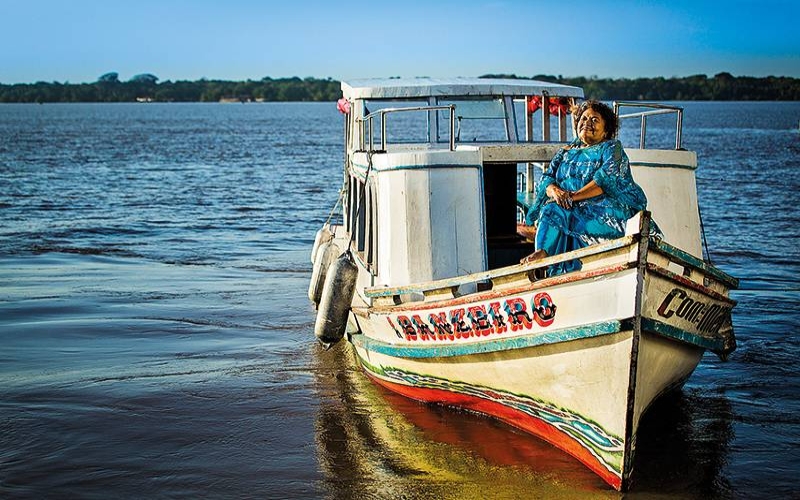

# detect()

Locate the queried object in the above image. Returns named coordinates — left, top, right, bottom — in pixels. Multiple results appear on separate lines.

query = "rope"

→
left=698, top=206, right=713, bottom=265
left=323, top=186, right=344, bottom=228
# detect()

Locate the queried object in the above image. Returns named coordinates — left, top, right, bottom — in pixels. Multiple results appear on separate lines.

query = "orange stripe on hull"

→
left=364, top=370, right=623, bottom=490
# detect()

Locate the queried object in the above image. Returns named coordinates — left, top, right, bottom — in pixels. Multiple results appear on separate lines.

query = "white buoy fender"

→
left=307, top=240, right=339, bottom=305
left=310, top=224, right=333, bottom=264
left=314, top=251, right=358, bottom=346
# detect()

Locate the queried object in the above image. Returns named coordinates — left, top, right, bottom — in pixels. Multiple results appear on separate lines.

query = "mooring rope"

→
left=698, top=205, right=713, bottom=265
left=323, top=186, right=344, bottom=228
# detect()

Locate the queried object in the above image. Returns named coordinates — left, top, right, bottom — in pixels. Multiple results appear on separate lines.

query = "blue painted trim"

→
left=641, top=317, right=725, bottom=351
left=350, top=320, right=624, bottom=358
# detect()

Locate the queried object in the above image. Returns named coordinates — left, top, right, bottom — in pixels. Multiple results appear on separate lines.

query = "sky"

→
left=1, top=0, right=798, bottom=84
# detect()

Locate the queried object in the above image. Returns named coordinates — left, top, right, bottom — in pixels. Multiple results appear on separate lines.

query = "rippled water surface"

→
left=1, top=101, right=799, bottom=499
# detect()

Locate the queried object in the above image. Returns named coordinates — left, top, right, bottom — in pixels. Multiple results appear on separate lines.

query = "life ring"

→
left=527, top=96, right=571, bottom=116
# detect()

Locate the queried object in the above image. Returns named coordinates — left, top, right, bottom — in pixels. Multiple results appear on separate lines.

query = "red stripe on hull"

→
left=364, top=369, right=623, bottom=490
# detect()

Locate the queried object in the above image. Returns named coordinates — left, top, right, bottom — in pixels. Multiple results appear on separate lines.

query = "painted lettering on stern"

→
left=657, top=287, right=732, bottom=335
left=386, top=293, right=557, bottom=342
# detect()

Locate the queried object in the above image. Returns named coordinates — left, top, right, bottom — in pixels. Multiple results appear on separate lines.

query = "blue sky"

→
left=1, top=0, right=798, bottom=84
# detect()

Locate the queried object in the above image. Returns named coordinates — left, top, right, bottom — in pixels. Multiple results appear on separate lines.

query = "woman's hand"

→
left=546, top=184, right=573, bottom=209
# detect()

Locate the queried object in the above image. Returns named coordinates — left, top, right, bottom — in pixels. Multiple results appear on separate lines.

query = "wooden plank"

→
left=365, top=235, right=638, bottom=298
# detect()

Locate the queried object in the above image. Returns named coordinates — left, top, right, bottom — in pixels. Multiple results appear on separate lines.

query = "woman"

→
left=519, top=100, right=658, bottom=276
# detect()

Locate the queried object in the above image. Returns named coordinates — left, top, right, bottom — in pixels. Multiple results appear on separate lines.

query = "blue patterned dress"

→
left=524, top=139, right=654, bottom=275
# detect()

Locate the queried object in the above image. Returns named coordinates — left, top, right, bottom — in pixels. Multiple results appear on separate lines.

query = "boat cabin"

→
left=337, top=78, right=699, bottom=294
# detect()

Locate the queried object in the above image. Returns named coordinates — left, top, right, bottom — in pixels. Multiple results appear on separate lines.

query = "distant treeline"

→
left=1, top=72, right=799, bottom=103
left=490, top=73, right=800, bottom=101
left=0, top=74, right=341, bottom=103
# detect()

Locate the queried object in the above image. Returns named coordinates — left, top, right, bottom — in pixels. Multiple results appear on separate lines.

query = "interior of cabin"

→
left=482, top=161, right=536, bottom=269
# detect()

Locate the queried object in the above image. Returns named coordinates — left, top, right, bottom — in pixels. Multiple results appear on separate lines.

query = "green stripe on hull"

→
left=641, top=317, right=727, bottom=351
left=351, top=320, right=623, bottom=359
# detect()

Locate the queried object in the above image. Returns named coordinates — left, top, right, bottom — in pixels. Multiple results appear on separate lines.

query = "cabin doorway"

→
left=483, top=162, right=535, bottom=269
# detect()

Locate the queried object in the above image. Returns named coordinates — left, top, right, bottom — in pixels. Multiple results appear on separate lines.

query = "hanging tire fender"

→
left=314, top=251, right=358, bottom=346
left=307, top=240, right=339, bottom=305
left=310, top=224, right=333, bottom=264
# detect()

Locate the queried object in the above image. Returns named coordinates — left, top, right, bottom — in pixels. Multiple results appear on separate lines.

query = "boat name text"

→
left=656, top=287, right=731, bottom=335
left=387, top=293, right=557, bottom=342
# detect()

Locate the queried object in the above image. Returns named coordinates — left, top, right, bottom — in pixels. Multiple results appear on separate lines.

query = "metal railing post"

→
left=449, top=106, right=455, bottom=151
left=380, top=111, right=387, bottom=151
left=616, top=102, right=684, bottom=151
left=640, top=115, right=647, bottom=149
left=369, top=117, right=374, bottom=151
left=358, top=104, right=458, bottom=152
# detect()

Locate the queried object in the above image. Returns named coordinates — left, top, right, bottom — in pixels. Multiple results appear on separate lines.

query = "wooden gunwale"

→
left=361, top=261, right=636, bottom=315
left=649, top=239, right=738, bottom=289
left=646, top=263, right=737, bottom=305
left=364, top=235, right=638, bottom=299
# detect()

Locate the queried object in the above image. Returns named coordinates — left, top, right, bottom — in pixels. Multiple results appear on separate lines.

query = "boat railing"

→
left=358, top=105, right=456, bottom=152
left=614, top=102, right=683, bottom=150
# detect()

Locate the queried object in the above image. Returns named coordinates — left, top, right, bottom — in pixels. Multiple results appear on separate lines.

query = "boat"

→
left=308, top=77, right=737, bottom=491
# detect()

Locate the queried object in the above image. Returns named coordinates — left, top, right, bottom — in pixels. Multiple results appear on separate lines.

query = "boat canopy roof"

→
left=341, top=77, right=585, bottom=100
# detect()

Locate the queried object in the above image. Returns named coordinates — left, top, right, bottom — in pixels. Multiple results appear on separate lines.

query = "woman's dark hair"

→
left=573, top=100, right=618, bottom=140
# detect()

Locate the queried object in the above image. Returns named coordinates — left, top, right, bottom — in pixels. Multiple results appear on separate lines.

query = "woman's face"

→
left=577, top=108, right=607, bottom=146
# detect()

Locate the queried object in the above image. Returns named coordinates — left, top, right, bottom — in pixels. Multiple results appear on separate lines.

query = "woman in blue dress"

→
left=519, top=100, right=656, bottom=276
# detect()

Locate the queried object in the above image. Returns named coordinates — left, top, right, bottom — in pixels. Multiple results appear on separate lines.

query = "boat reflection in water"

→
left=313, top=342, right=733, bottom=497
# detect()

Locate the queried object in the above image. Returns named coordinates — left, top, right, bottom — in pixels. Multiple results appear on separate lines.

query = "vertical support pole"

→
left=640, top=115, right=646, bottom=149
left=369, top=116, right=374, bottom=151
left=449, top=106, right=456, bottom=151
left=525, top=96, right=535, bottom=194
left=541, top=92, right=551, bottom=142
left=503, top=96, right=516, bottom=142
left=358, top=105, right=365, bottom=151
left=380, top=111, right=387, bottom=151
left=342, top=110, right=350, bottom=227
left=525, top=96, right=534, bottom=142
left=428, top=96, right=437, bottom=145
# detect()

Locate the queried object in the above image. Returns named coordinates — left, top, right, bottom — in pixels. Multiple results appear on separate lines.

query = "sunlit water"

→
left=1, top=101, right=799, bottom=499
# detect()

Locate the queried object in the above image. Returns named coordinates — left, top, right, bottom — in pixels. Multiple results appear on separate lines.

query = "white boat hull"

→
left=342, top=229, right=735, bottom=490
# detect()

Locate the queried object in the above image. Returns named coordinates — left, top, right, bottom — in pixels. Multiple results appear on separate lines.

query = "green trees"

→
left=97, top=72, right=120, bottom=83
left=0, top=76, right=339, bottom=103
left=548, top=74, right=800, bottom=101
left=0, top=74, right=797, bottom=103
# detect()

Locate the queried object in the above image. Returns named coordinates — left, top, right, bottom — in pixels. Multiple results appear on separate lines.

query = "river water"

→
left=1, top=101, right=798, bottom=499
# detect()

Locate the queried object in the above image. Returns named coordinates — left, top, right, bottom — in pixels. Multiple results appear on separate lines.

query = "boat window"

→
left=355, top=180, right=366, bottom=253
left=347, top=172, right=378, bottom=275
left=438, top=98, right=509, bottom=143
left=347, top=175, right=358, bottom=236
left=365, top=180, right=377, bottom=271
